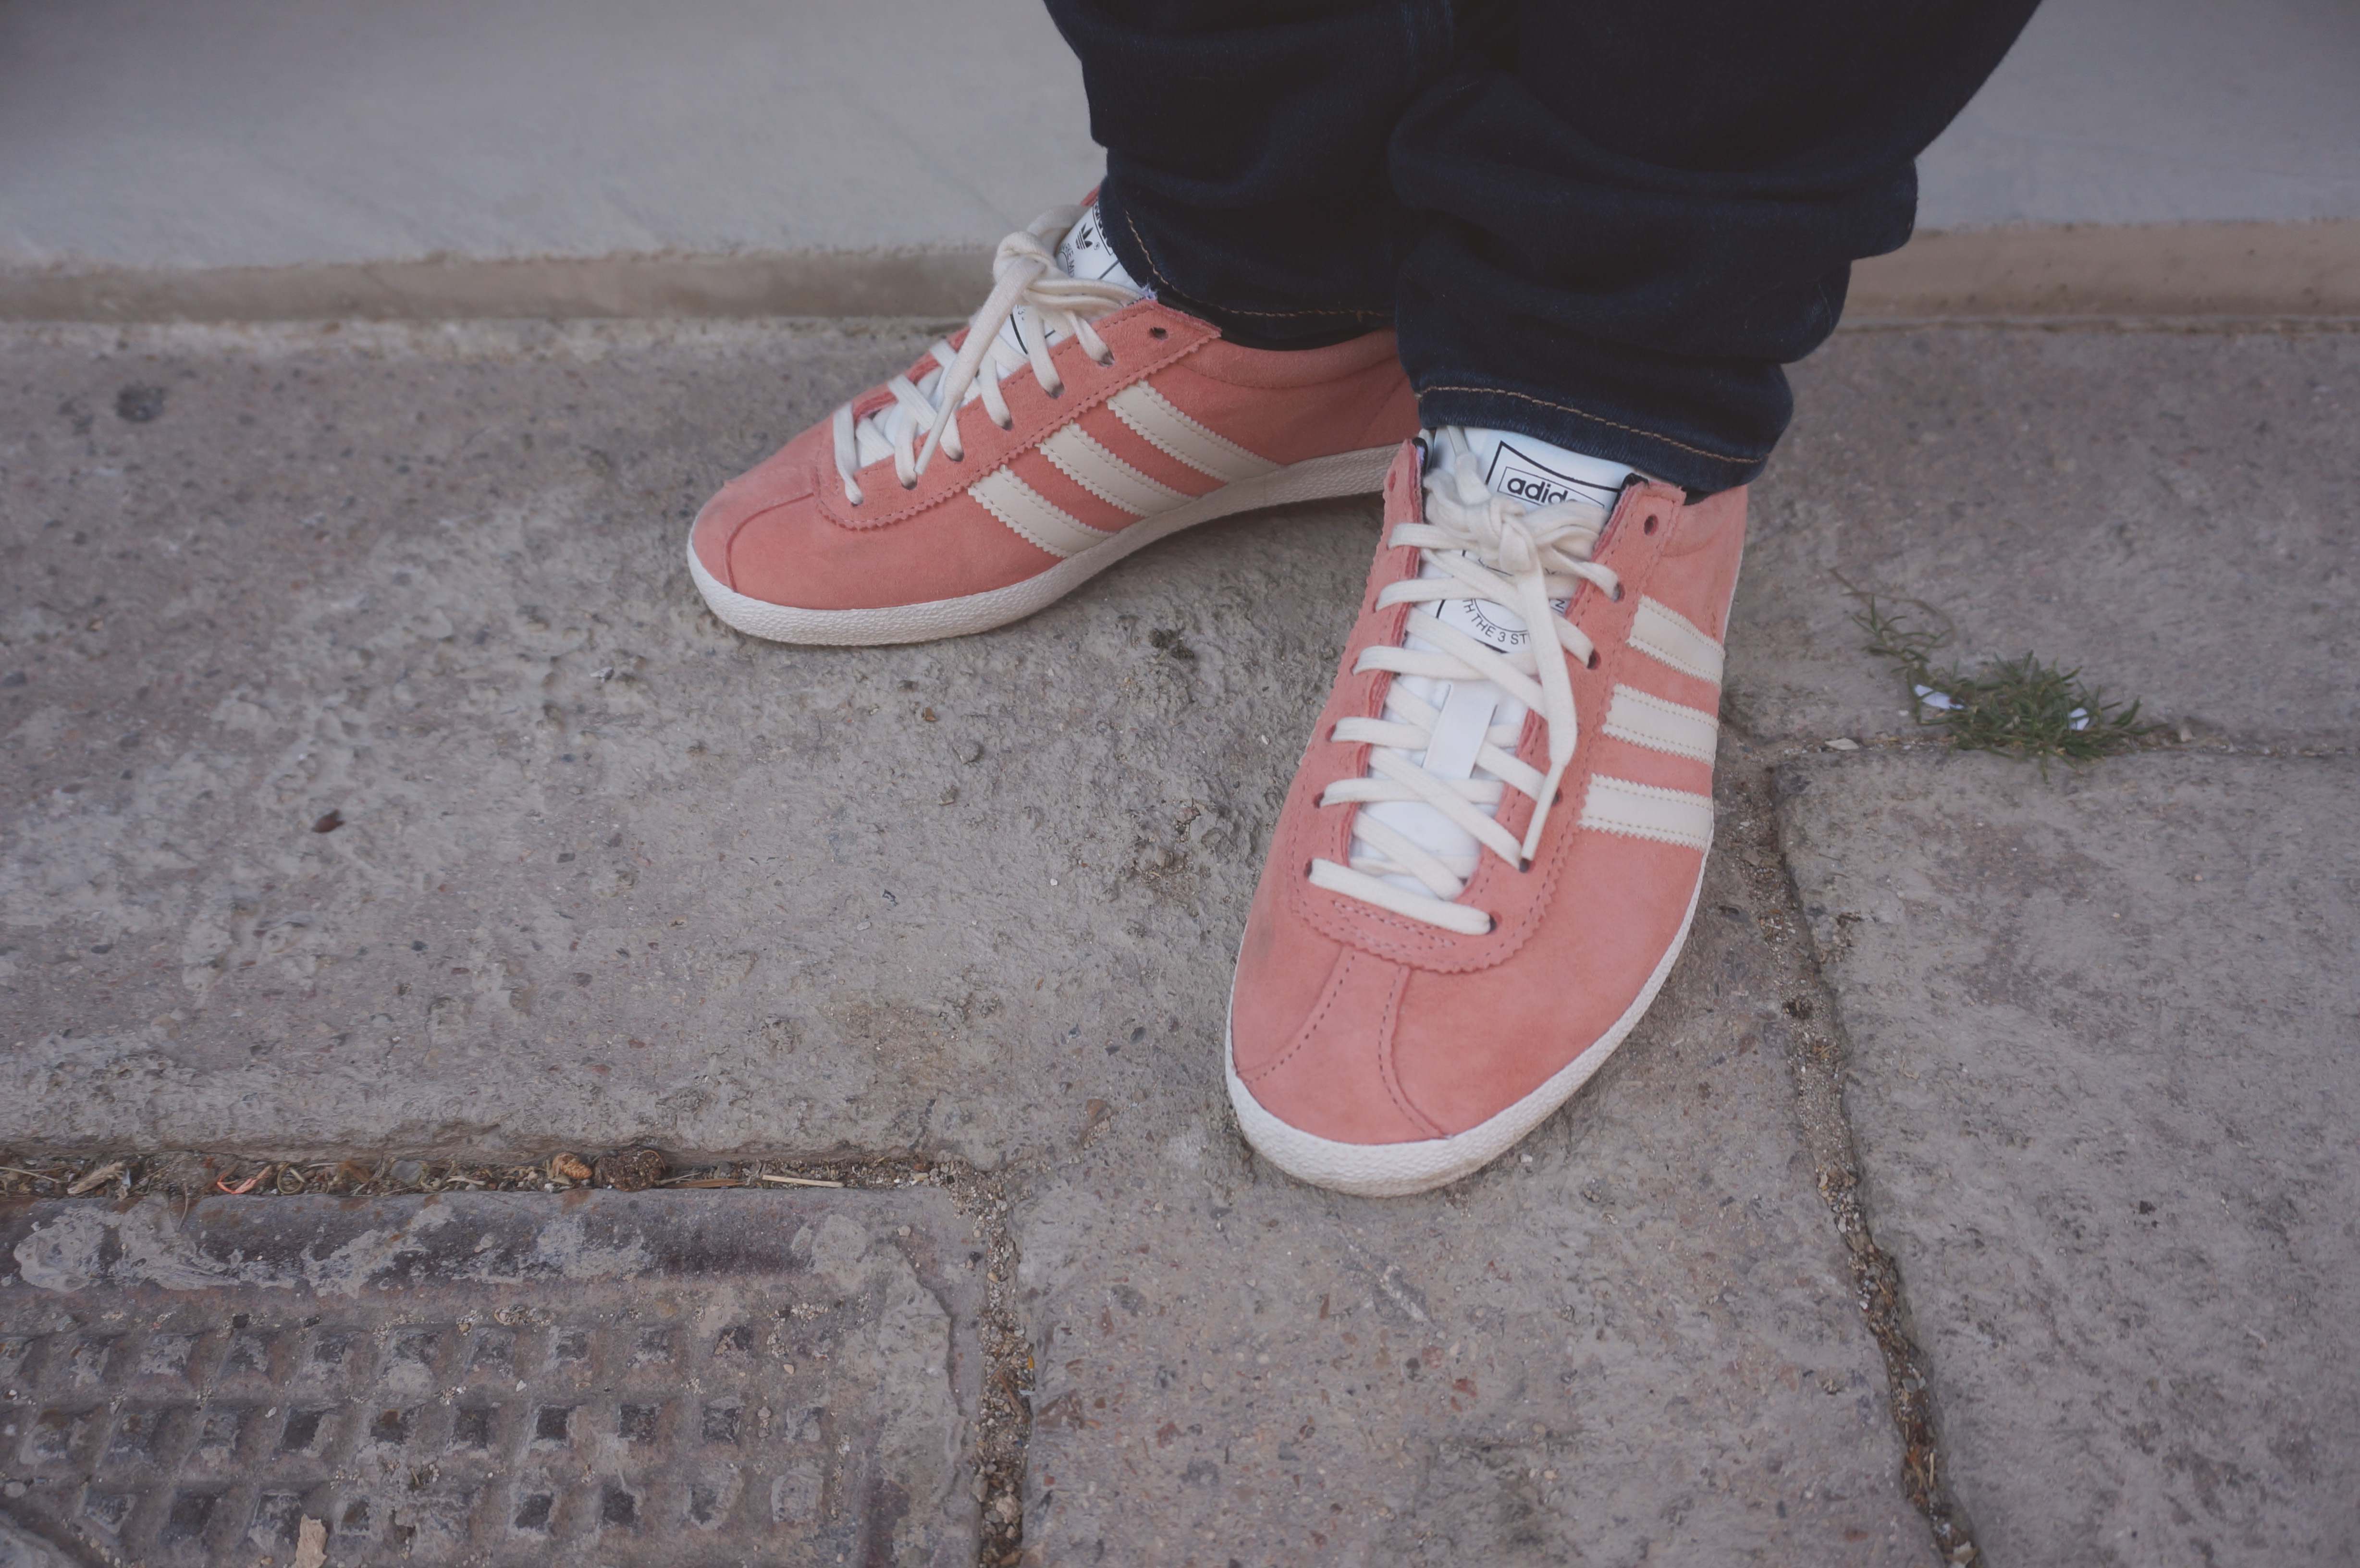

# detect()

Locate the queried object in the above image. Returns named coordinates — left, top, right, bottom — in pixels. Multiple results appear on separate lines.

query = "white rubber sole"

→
left=688, top=444, right=1400, bottom=648
left=1225, top=868, right=1707, bottom=1198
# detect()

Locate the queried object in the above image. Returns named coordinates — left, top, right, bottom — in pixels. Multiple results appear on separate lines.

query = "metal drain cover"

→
left=0, top=1192, right=980, bottom=1567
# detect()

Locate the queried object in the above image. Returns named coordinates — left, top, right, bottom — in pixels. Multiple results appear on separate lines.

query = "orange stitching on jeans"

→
left=1122, top=209, right=1383, bottom=321
left=1419, top=382, right=1753, bottom=465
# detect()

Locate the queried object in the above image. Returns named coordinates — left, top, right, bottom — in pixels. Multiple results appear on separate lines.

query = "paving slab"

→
left=0, top=1189, right=981, bottom=1566
left=1735, top=326, right=2360, bottom=749
left=1776, top=750, right=2360, bottom=1566
left=1011, top=838, right=1929, bottom=1568
left=0, top=320, right=1373, bottom=1166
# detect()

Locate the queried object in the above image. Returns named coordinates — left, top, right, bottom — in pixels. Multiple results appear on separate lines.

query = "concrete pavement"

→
left=1780, top=751, right=2360, bottom=1566
left=4, top=317, right=2355, bottom=1563
left=6, top=5, right=2358, bottom=1561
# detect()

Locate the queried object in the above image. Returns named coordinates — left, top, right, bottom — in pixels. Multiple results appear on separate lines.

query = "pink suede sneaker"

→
left=1226, top=431, right=1748, bottom=1196
left=689, top=205, right=1417, bottom=646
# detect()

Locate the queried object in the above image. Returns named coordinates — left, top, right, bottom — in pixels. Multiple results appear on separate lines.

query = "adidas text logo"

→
left=1497, top=464, right=1577, bottom=507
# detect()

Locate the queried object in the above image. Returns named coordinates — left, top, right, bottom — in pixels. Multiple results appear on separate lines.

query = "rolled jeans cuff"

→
left=1415, top=376, right=1772, bottom=496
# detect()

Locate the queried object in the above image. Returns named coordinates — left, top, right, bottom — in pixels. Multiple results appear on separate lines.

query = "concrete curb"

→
left=1848, top=218, right=2360, bottom=319
left=0, top=220, right=2354, bottom=324
left=0, top=246, right=994, bottom=323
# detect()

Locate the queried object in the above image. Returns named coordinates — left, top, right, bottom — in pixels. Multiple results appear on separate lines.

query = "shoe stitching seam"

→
left=1596, top=722, right=1718, bottom=763
left=1371, top=965, right=1440, bottom=1138
left=1245, top=949, right=1356, bottom=1086
left=1124, top=210, right=1387, bottom=322
left=1418, top=383, right=1753, bottom=466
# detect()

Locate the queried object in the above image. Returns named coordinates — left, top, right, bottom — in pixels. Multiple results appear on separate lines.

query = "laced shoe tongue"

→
left=1428, top=433, right=1626, bottom=652
left=855, top=206, right=1138, bottom=468
left=1349, top=429, right=1630, bottom=900
left=992, top=203, right=1140, bottom=366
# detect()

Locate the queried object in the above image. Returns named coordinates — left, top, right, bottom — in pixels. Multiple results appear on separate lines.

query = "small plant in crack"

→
left=1848, top=591, right=2156, bottom=767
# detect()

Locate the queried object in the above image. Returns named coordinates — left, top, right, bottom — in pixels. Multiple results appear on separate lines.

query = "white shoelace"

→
left=1309, top=428, right=1623, bottom=935
left=830, top=207, right=1140, bottom=505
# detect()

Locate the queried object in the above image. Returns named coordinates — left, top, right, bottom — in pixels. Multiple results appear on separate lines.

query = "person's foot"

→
left=1225, top=428, right=1748, bottom=1196
left=688, top=204, right=1417, bottom=646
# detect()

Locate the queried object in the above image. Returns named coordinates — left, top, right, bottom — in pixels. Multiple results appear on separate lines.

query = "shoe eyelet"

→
left=901, top=478, right=919, bottom=491
left=1610, top=584, right=1625, bottom=602
left=996, top=416, right=1014, bottom=431
left=1586, top=649, right=1600, bottom=670
left=1643, top=514, right=1659, bottom=535
left=1149, top=326, right=1169, bottom=340
left=1096, top=352, right=1116, bottom=368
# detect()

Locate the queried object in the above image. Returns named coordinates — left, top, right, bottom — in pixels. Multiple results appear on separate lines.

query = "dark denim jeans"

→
left=1043, top=0, right=2040, bottom=491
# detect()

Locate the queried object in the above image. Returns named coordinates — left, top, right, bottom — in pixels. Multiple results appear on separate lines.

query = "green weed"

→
left=1848, top=592, right=2156, bottom=765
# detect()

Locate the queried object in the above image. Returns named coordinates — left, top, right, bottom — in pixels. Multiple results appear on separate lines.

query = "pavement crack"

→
left=1725, top=748, right=1985, bottom=1567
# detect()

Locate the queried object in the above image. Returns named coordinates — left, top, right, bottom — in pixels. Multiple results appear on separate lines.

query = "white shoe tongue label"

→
left=1433, top=588, right=1568, bottom=653
left=1430, top=440, right=1619, bottom=651
left=1486, top=439, right=1623, bottom=512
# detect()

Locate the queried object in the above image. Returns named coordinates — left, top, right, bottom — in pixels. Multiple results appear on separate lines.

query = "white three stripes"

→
left=1600, top=683, right=1719, bottom=763
left=1583, top=598, right=1724, bottom=850
left=959, top=379, right=1280, bottom=559
left=969, top=470, right=1112, bottom=559
left=1627, top=596, right=1724, bottom=684
left=1041, top=426, right=1186, bottom=516
left=1107, top=384, right=1278, bottom=486
left=1578, top=776, right=1715, bottom=851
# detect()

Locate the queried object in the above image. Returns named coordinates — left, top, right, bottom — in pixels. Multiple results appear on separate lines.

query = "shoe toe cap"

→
left=1229, top=939, right=1440, bottom=1150
left=690, top=424, right=831, bottom=596
left=688, top=490, right=748, bottom=590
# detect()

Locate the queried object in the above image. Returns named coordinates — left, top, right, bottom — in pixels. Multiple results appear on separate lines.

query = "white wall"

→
left=1918, top=0, right=2360, bottom=229
left=1, top=0, right=2353, bottom=276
